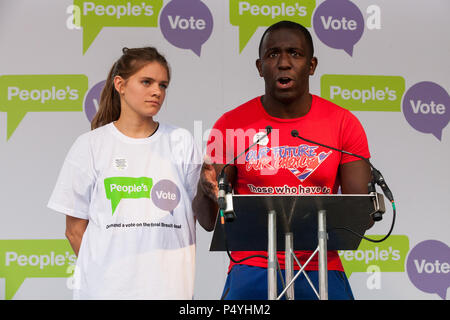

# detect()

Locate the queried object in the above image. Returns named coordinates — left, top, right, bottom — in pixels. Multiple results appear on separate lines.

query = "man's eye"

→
left=142, top=80, right=150, bottom=85
left=160, top=83, right=168, bottom=89
left=268, top=52, right=278, bottom=58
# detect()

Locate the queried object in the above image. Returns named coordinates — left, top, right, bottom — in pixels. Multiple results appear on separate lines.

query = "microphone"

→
left=291, top=129, right=367, bottom=161
left=218, top=126, right=272, bottom=222
left=290, top=129, right=394, bottom=221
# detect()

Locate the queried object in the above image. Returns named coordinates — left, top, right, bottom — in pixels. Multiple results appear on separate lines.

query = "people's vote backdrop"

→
left=0, top=0, right=449, bottom=300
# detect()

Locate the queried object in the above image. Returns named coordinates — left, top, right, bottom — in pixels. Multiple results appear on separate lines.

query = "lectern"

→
left=210, top=193, right=385, bottom=300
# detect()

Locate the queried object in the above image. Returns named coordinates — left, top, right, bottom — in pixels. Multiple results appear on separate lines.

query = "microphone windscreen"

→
left=265, top=125, right=272, bottom=134
left=291, top=130, right=298, bottom=137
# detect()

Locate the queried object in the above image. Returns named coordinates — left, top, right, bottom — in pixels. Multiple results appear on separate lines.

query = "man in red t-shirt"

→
left=193, top=21, right=372, bottom=300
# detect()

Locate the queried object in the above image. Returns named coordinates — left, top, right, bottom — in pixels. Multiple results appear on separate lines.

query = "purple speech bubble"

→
left=406, top=240, right=450, bottom=300
left=151, top=179, right=181, bottom=214
left=159, top=0, right=213, bottom=57
left=402, top=81, right=449, bottom=141
left=84, top=80, right=106, bottom=123
left=313, top=0, right=364, bottom=56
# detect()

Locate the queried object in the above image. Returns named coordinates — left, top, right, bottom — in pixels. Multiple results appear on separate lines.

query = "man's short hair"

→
left=258, top=20, right=315, bottom=58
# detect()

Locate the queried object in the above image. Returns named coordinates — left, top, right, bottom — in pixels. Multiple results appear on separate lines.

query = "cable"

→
left=220, top=209, right=268, bottom=263
left=219, top=211, right=288, bottom=293
left=331, top=200, right=396, bottom=243
left=291, top=129, right=396, bottom=243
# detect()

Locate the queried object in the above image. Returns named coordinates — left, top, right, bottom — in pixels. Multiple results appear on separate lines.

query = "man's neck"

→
left=261, top=93, right=313, bottom=119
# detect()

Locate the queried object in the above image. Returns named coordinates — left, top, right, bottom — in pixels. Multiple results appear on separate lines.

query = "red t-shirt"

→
left=207, top=95, right=371, bottom=271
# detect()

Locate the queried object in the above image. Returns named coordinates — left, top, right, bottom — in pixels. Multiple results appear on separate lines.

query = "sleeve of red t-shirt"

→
left=206, top=113, right=233, bottom=165
left=340, top=111, right=371, bottom=164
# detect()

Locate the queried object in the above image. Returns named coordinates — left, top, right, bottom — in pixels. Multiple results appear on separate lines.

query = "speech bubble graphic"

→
left=339, top=235, right=409, bottom=278
left=230, top=0, right=316, bottom=53
left=0, top=239, right=76, bottom=300
left=402, top=81, right=449, bottom=141
left=159, top=0, right=213, bottom=56
left=313, top=0, right=364, bottom=56
left=151, top=179, right=181, bottom=213
left=406, top=240, right=450, bottom=300
left=74, top=0, right=163, bottom=54
left=0, top=74, right=88, bottom=140
left=321, top=75, right=405, bottom=111
left=104, top=177, right=153, bottom=214
left=84, top=80, right=105, bottom=122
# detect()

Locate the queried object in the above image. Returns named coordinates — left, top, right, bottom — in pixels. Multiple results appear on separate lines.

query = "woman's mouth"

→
left=145, top=100, right=160, bottom=106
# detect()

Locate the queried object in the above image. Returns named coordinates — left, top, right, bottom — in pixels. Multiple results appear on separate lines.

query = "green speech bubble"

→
left=104, top=177, right=153, bottom=214
left=0, top=239, right=76, bottom=300
left=74, top=0, right=163, bottom=54
left=0, top=74, right=88, bottom=140
left=230, top=0, right=316, bottom=53
left=320, top=74, right=406, bottom=112
left=339, top=235, right=409, bottom=278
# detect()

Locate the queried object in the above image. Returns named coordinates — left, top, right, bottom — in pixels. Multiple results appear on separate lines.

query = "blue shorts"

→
left=221, top=264, right=354, bottom=300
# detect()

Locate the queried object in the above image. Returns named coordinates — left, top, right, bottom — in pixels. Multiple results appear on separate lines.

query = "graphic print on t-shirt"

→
left=245, top=144, right=332, bottom=182
left=104, top=177, right=153, bottom=214
left=151, top=179, right=181, bottom=214
left=104, top=177, right=182, bottom=215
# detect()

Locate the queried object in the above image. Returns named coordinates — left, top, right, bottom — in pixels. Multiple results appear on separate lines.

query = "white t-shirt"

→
left=48, top=122, right=201, bottom=299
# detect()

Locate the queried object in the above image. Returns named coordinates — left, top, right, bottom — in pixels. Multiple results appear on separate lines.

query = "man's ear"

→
left=309, top=57, right=318, bottom=76
left=256, top=58, right=263, bottom=77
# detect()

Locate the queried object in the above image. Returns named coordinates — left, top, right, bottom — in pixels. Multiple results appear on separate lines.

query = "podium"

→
left=210, top=193, right=385, bottom=300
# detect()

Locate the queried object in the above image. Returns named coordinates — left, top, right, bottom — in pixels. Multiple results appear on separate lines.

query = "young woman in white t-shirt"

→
left=48, top=47, right=201, bottom=299
left=69, top=48, right=170, bottom=256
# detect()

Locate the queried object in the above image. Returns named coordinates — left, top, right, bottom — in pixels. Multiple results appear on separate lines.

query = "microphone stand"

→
left=216, top=126, right=273, bottom=264
left=290, top=129, right=396, bottom=243
left=218, top=126, right=272, bottom=222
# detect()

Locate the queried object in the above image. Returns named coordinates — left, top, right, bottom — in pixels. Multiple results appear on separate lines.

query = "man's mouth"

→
left=276, top=77, right=294, bottom=89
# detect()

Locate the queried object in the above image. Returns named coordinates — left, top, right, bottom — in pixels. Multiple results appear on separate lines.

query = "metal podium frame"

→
left=210, top=193, right=385, bottom=300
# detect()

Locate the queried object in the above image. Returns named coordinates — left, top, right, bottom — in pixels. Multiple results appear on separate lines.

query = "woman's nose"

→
left=151, top=84, right=161, bottom=98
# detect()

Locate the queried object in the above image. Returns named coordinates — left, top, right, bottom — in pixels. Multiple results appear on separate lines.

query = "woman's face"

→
left=115, top=61, right=169, bottom=119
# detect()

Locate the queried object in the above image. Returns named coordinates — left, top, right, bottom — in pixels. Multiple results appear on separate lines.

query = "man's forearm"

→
left=193, top=185, right=218, bottom=232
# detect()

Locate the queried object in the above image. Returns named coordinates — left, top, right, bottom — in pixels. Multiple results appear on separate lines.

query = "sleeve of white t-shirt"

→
left=176, top=128, right=201, bottom=202
left=184, top=134, right=202, bottom=202
left=47, top=134, right=96, bottom=220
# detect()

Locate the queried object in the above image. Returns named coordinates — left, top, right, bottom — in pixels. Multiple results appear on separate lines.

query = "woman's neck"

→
left=114, top=115, right=159, bottom=138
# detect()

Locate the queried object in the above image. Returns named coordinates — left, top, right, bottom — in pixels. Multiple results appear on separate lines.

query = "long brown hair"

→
left=91, top=47, right=171, bottom=130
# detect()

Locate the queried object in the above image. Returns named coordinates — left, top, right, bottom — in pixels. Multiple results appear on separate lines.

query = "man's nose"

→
left=277, top=52, right=292, bottom=69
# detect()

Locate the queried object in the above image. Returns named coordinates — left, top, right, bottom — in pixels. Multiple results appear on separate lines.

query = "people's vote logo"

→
left=402, top=81, right=449, bottom=141
left=73, top=0, right=164, bottom=54
left=0, top=74, right=88, bottom=141
left=84, top=80, right=105, bottom=122
left=0, top=240, right=76, bottom=300
left=313, top=0, right=364, bottom=56
left=104, top=177, right=154, bottom=214
left=406, top=240, right=450, bottom=300
left=159, top=0, right=213, bottom=56
left=151, top=179, right=181, bottom=214
left=229, top=0, right=316, bottom=53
